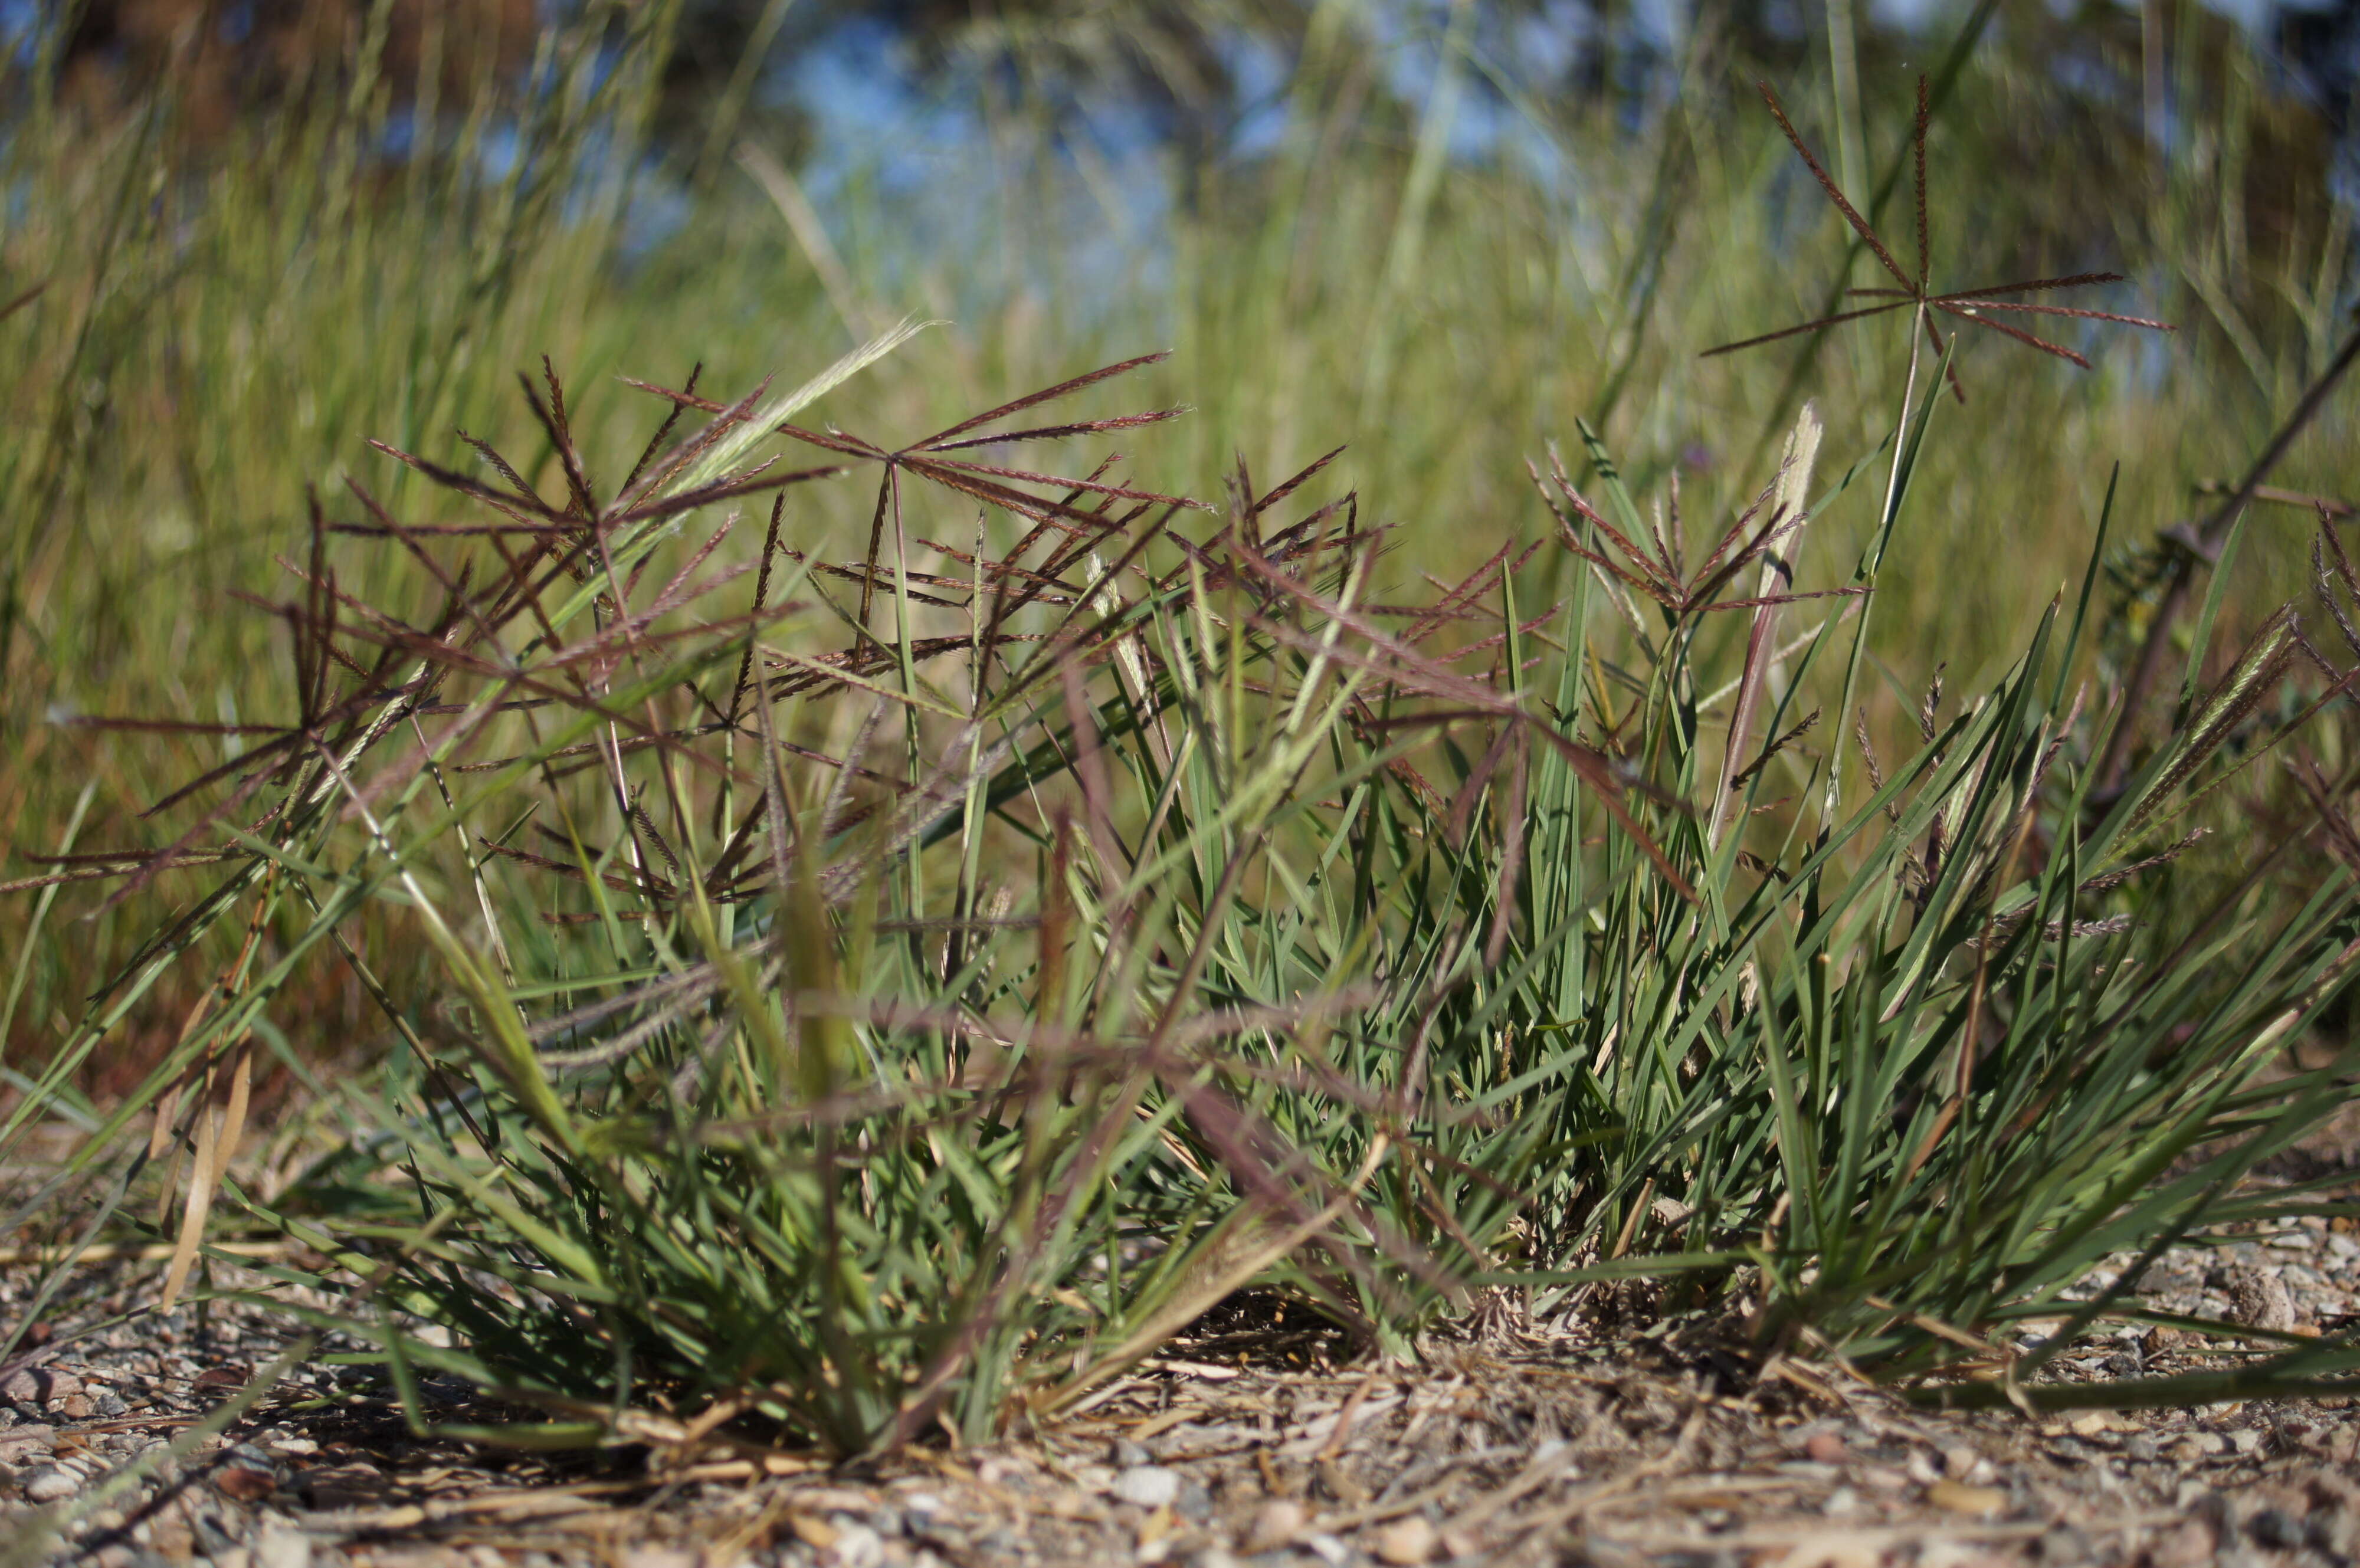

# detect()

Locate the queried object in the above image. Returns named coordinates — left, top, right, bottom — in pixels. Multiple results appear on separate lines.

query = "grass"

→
left=4, top=0, right=2360, bottom=1473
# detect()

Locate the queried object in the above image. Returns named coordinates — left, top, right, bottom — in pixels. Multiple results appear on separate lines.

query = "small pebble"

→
left=1374, top=1515, right=1435, bottom=1565
left=828, top=1521, right=884, bottom=1568
left=1242, top=1500, right=1305, bottom=1554
left=1113, top=1465, right=1181, bottom=1510
left=22, top=1466, right=78, bottom=1503
left=2224, top=1265, right=2296, bottom=1333
left=0, top=1428, right=56, bottom=1467
left=0, top=1370, right=78, bottom=1405
left=789, top=1517, right=840, bottom=1551
left=254, top=1524, right=312, bottom=1568
left=1926, top=1479, right=2006, bottom=1517
left=213, top=1463, right=276, bottom=1503
left=621, top=1550, right=697, bottom=1568
left=2149, top=1520, right=2217, bottom=1568
left=1804, top=1431, right=1848, bottom=1464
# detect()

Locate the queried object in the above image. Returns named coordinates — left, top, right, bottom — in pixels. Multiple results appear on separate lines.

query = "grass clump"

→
left=9, top=1, right=2357, bottom=1074
left=15, top=292, right=2360, bottom=1456
left=7, top=23, right=2360, bottom=1463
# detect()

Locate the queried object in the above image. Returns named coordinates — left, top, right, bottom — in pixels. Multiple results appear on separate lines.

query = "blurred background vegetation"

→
left=3, top=0, right=2356, bottom=1088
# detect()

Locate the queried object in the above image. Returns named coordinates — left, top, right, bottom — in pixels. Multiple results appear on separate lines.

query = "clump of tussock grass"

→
left=11, top=2, right=2358, bottom=1076
left=7, top=58, right=2360, bottom=1473
left=14, top=330, right=2360, bottom=1457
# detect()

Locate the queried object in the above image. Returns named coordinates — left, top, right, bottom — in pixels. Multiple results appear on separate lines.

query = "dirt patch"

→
left=4, top=1222, right=2358, bottom=1568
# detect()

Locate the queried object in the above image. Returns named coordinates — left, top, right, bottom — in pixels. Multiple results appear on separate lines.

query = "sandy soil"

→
left=1, top=1216, right=2357, bottom=1568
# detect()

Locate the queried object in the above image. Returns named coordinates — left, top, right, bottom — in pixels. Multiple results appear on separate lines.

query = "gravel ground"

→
left=1, top=1218, right=2356, bottom=1568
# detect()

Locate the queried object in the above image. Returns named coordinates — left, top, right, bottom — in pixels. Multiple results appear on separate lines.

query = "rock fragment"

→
left=1113, top=1464, right=1181, bottom=1510
left=254, top=1523, right=312, bottom=1568
left=1374, top=1515, right=1437, bottom=1564
left=2224, top=1264, right=2297, bottom=1333
left=621, top=1550, right=699, bottom=1568
left=0, top=1426, right=55, bottom=1467
left=1241, top=1500, right=1305, bottom=1554
left=0, top=1369, right=79, bottom=1405
left=213, top=1459, right=276, bottom=1502
left=21, top=1465, right=78, bottom=1503
left=828, top=1521, right=885, bottom=1568
left=1925, top=1478, right=2006, bottom=1517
